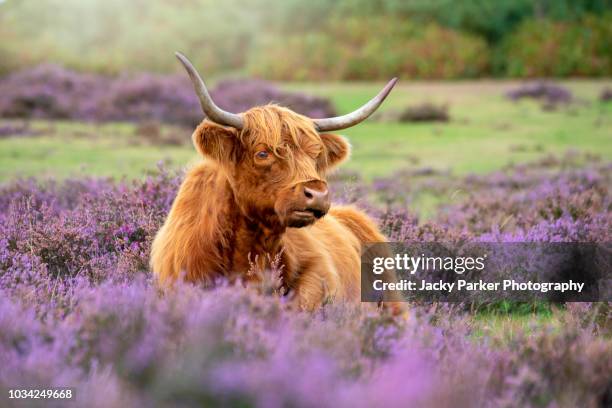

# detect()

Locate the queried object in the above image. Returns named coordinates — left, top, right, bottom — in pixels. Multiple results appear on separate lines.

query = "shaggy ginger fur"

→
left=151, top=105, right=397, bottom=310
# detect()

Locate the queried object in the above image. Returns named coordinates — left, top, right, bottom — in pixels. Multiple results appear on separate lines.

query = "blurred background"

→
left=0, top=0, right=610, bottom=181
left=1, top=0, right=611, bottom=78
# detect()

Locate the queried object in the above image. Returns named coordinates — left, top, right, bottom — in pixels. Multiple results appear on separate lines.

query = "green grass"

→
left=1, top=80, right=610, bottom=182
left=471, top=311, right=563, bottom=342
left=291, top=80, right=612, bottom=177
left=0, top=122, right=197, bottom=181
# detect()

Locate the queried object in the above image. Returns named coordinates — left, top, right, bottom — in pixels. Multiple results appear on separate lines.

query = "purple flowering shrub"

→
left=0, top=65, right=107, bottom=120
left=366, top=153, right=611, bottom=243
left=399, top=103, right=450, bottom=123
left=0, top=65, right=336, bottom=127
left=0, top=153, right=611, bottom=406
left=505, top=81, right=573, bottom=110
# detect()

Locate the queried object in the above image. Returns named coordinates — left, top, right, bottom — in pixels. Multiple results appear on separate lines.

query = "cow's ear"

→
left=320, top=133, right=350, bottom=169
left=192, top=121, right=239, bottom=164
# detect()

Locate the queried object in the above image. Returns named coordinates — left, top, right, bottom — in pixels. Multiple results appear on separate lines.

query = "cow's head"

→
left=177, top=52, right=397, bottom=229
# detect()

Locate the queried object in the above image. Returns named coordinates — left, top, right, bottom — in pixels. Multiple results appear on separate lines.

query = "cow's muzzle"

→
left=286, top=180, right=330, bottom=228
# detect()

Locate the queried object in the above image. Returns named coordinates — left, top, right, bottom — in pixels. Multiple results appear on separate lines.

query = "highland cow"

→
left=151, top=53, right=398, bottom=310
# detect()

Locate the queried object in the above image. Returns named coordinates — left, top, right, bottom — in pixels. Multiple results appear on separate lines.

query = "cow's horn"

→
left=175, top=52, right=244, bottom=129
left=313, top=78, right=398, bottom=132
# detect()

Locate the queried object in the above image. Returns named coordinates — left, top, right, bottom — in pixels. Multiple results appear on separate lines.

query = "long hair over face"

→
left=240, top=105, right=333, bottom=171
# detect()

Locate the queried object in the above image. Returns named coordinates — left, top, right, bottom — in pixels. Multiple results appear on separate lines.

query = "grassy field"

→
left=1, top=80, right=610, bottom=182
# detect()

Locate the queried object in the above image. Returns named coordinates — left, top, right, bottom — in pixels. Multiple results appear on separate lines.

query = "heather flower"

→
left=0, top=65, right=336, bottom=127
left=0, top=154, right=610, bottom=406
left=506, top=81, right=573, bottom=107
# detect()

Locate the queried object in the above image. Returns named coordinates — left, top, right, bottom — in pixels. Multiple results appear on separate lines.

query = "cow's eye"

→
left=255, top=151, right=269, bottom=160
